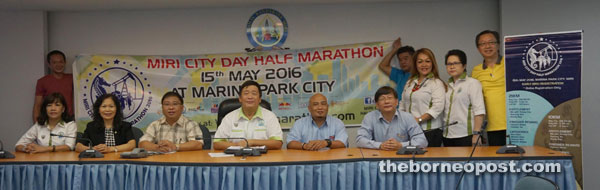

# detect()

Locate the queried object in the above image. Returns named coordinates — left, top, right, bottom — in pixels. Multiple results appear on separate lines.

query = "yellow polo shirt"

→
left=471, top=57, right=506, bottom=132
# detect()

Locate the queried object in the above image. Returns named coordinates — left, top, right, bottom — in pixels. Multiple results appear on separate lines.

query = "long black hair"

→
left=92, top=93, right=124, bottom=127
left=37, top=93, right=72, bottom=125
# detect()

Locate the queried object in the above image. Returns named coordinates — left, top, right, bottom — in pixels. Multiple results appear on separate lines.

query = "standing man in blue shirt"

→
left=287, top=93, right=348, bottom=150
left=378, top=37, right=415, bottom=101
left=356, top=86, right=427, bottom=150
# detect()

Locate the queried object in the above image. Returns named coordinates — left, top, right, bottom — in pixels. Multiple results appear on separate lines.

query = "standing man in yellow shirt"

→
left=471, top=30, right=506, bottom=146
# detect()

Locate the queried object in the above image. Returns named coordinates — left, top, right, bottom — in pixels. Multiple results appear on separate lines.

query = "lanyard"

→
left=411, top=78, right=429, bottom=92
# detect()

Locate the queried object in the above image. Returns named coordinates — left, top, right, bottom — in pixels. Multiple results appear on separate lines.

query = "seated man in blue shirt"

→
left=356, top=86, right=427, bottom=150
left=287, top=93, right=348, bottom=150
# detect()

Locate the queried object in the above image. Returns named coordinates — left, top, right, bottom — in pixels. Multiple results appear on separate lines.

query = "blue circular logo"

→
left=522, top=37, right=563, bottom=76
left=82, top=59, right=152, bottom=125
left=246, top=8, right=288, bottom=50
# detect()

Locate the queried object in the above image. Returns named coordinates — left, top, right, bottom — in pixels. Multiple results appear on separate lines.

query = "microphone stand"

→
left=455, top=121, right=487, bottom=190
left=50, top=133, right=104, bottom=158
left=397, top=121, right=459, bottom=155
left=0, top=139, right=15, bottom=159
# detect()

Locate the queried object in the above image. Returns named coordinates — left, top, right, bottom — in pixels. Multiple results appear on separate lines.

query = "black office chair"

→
left=216, top=98, right=272, bottom=127
left=131, top=127, right=144, bottom=147
left=514, top=175, right=559, bottom=190
left=198, top=124, right=212, bottom=150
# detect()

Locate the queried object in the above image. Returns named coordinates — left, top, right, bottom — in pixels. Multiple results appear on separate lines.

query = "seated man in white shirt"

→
left=214, top=80, right=283, bottom=150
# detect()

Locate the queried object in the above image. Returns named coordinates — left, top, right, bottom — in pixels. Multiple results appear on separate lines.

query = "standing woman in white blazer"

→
left=399, top=48, right=447, bottom=147
left=442, top=49, right=486, bottom=146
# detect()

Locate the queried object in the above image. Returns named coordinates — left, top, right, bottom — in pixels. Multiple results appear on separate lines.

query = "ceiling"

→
left=0, top=0, right=439, bottom=11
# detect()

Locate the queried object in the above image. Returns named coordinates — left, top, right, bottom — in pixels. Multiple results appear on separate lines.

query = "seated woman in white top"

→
left=16, top=93, right=77, bottom=153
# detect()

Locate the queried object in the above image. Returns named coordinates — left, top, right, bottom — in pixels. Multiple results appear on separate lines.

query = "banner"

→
left=73, top=41, right=394, bottom=131
left=505, top=31, right=582, bottom=186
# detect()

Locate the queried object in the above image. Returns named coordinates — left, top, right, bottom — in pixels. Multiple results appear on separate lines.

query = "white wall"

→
left=0, top=11, right=46, bottom=151
left=46, top=0, right=497, bottom=148
left=48, top=0, right=498, bottom=79
left=500, top=0, right=598, bottom=187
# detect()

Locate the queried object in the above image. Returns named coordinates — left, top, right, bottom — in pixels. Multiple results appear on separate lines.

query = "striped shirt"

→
left=139, top=116, right=201, bottom=144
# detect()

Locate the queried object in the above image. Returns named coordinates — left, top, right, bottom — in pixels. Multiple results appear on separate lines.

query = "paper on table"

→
left=208, top=153, right=234, bottom=157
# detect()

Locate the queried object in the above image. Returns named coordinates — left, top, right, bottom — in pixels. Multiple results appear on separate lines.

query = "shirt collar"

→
left=377, top=109, right=399, bottom=122
left=311, top=115, right=329, bottom=128
left=482, top=55, right=503, bottom=70
left=159, top=116, right=186, bottom=127
left=411, top=72, right=434, bottom=80
left=239, top=107, right=263, bottom=121
left=448, top=72, right=467, bottom=83
left=45, top=120, right=65, bottom=129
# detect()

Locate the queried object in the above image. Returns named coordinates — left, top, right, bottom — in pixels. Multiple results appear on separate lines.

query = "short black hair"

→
left=92, top=94, right=124, bottom=127
left=445, top=49, right=467, bottom=72
left=240, top=80, right=262, bottom=98
left=475, top=30, right=500, bottom=46
left=396, top=46, right=415, bottom=57
left=162, top=91, right=184, bottom=104
left=37, top=93, right=72, bottom=125
left=46, top=50, right=66, bottom=64
left=374, top=86, right=397, bottom=102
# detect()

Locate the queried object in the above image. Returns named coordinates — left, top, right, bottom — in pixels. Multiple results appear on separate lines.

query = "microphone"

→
left=397, top=121, right=458, bottom=155
left=0, top=139, right=15, bottom=159
left=496, top=134, right=525, bottom=154
left=195, top=137, right=267, bottom=156
left=50, top=133, right=104, bottom=158
left=120, top=148, right=149, bottom=158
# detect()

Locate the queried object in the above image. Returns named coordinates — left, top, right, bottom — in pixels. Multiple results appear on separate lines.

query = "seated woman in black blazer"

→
left=75, top=94, right=136, bottom=153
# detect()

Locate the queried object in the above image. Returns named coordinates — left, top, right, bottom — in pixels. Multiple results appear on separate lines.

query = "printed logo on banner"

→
left=81, top=59, right=152, bottom=125
left=364, top=97, right=375, bottom=105
left=522, top=37, right=563, bottom=76
left=298, top=102, right=308, bottom=109
left=279, top=102, right=292, bottom=110
left=211, top=104, right=219, bottom=113
left=246, top=8, right=288, bottom=49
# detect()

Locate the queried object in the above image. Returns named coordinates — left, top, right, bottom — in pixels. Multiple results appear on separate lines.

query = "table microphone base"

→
left=79, top=149, right=104, bottom=158
left=0, top=151, right=15, bottom=159
left=496, top=144, right=525, bottom=154
left=396, top=146, right=427, bottom=155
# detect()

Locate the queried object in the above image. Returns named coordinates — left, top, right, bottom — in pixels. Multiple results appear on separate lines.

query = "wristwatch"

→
left=324, top=139, right=332, bottom=148
left=473, top=131, right=481, bottom=135
left=175, top=144, right=181, bottom=151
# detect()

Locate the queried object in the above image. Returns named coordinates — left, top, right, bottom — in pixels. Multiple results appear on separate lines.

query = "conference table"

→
left=0, top=146, right=576, bottom=190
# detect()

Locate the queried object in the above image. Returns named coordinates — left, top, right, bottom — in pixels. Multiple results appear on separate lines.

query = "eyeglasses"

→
left=162, top=102, right=182, bottom=107
left=477, top=41, right=498, bottom=47
left=446, top=62, right=462, bottom=66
